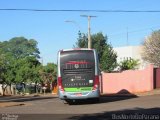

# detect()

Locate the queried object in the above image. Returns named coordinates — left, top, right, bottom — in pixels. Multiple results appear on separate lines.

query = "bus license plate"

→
left=75, top=93, right=82, bottom=96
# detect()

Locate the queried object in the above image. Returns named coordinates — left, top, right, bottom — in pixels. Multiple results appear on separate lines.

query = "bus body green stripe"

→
left=64, top=87, right=92, bottom=92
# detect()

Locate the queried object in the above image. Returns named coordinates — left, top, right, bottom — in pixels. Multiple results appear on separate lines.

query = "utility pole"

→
left=81, top=15, right=96, bottom=49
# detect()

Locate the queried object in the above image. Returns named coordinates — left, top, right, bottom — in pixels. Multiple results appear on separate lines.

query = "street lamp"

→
left=65, top=20, right=80, bottom=31
left=80, top=15, right=97, bottom=49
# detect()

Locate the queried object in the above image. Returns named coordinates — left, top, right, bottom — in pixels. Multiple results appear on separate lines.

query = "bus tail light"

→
left=58, top=77, right=64, bottom=92
left=92, top=75, right=99, bottom=91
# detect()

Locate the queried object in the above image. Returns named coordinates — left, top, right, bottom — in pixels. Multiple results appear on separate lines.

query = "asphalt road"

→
left=0, top=94, right=160, bottom=120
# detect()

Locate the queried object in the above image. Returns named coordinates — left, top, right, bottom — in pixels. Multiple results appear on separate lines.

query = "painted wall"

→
left=101, top=65, right=154, bottom=94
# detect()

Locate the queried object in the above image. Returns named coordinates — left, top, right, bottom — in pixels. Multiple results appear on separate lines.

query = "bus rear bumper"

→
left=58, top=89, right=100, bottom=100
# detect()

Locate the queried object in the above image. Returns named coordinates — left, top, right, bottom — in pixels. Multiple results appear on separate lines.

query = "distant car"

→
left=16, top=83, right=23, bottom=91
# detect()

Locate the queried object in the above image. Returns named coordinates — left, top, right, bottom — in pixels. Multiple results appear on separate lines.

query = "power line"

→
left=108, top=26, right=160, bottom=37
left=0, top=9, right=160, bottom=13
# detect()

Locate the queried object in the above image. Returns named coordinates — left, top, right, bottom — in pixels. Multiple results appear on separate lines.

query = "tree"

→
left=15, top=56, right=41, bottom=83
left=141, top=30, right=160, bottom=67
left=0, top=53, right=17, bottom=95
left=74, top=32, right=117, bottom=72
left=74, top=31, right=88, bottom=48
left=100, top=46, right=117, bottom=72
left=1, top=37, right=40, bottom=59
left=0, top=54, right=8, bottom=95
left=0, top=37, right=41, bottom=95
left=119, top=58, right=140, bottom=70
left=39, top=63, right=57, bottom=92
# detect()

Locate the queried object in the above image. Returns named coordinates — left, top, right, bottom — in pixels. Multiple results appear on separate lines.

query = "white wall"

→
left=0, top=84, right=16, bottom=95
left=0, top=84, right=2, bottom=95
left=113, top=45, right=148, bottom=69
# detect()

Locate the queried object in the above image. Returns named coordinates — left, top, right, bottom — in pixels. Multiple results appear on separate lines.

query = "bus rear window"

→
left=60, top=50, right=95, bottom=65
left=60, top=50, right=95, bottom=74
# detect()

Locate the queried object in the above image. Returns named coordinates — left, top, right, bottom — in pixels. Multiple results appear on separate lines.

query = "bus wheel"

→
left=63, top=100, right=68, bottom=104
left=67, top=99, right=76, bottom=105
left=63, top=99, right=73, bottom=104
left=93, top=98, right=100, bottom=103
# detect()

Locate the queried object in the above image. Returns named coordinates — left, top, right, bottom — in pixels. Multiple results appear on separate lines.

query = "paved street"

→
left=0, top=93, right=160, bottom=120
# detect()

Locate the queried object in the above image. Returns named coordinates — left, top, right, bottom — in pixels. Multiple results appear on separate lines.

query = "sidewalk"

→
left=135, top=88, right=160, bottom=96
left=101, top=88, right=160, bottom=97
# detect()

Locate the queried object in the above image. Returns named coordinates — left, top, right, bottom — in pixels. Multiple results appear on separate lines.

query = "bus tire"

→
left=93, top=98, right=100, bottom=103
left=63, top=100, right=68, bottom=104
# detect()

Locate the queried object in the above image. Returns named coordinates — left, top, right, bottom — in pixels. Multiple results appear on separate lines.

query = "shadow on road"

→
left=65, top=94, right=137, bottom=105
left=67, top=89, right=138, bottom=105
left=4, top=108, right=159, bottom=120
left=69, top=107, right=160, bottom=120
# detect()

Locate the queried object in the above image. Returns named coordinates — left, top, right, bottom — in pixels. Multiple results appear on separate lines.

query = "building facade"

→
left=113, top=45, right=148, bottom=70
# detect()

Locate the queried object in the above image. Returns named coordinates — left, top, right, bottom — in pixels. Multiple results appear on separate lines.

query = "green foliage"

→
left=15, top=57, right=41, bottom=84
left=0, top=54, right=7, bottom=84
left=0, top=37, right=58, bottom=95
left=74, top=32, right=117, bottom=72
left=74, top=31, right=88, bottom=48
left=39, top=63, right=57, bottom=92
left=119, top=58, right=140, bottom=70
left=100, top=46, right=117, bottom=72
left=0, top=37, right=41, bottom=95
left=1, top=37, right=40, bottom=59
left=0, top=53, right=16, bottom=85
left=40, top=63, right=57, bottom=82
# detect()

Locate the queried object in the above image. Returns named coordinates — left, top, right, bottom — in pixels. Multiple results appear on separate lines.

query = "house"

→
left=113, top=45, right=148, bottom=70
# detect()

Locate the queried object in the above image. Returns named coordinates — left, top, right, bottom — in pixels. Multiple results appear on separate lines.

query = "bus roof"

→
left=59, top=48, right=95, bottom=52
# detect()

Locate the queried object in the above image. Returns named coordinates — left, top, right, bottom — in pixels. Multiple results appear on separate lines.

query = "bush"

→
left=119, top=58, right=139, bottom=70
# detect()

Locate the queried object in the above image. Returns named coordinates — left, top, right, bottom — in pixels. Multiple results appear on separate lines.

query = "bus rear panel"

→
left=57, top=49, right=100, bottom=100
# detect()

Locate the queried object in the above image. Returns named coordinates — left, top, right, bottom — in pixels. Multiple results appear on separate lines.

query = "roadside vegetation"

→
left=1, top=30, right=159, bottom=96
left=118, top=58, right=140, bottom=71
left=141, top=30, right=160, bottom=67
left=0, top=37, right=57, bottom=96
left=74, top=31, right=117, bottom=72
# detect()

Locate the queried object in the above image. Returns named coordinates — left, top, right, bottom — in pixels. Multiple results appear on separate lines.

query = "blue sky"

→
left=0, top=0, right=160, bottom=64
